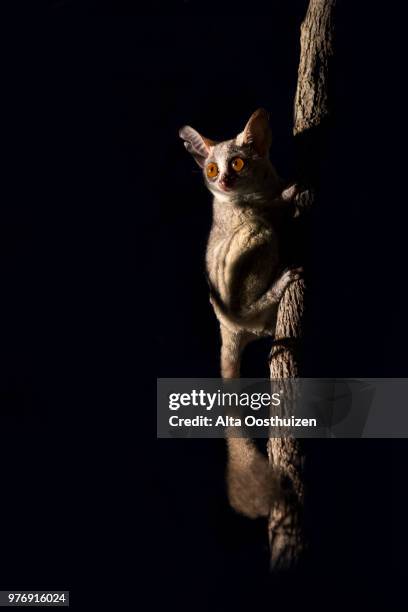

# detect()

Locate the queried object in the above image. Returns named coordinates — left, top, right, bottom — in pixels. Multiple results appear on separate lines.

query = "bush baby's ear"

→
left=237, top=108, right=271, bottom=157
left=179, top=125, right=217, bottom=168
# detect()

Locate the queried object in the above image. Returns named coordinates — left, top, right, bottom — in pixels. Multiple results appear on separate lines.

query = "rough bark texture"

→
left=268, top=0, right=336, bottom=570
left=294, top=0, right=336, bottom=136
left=268, top=283, right=306, bottom=569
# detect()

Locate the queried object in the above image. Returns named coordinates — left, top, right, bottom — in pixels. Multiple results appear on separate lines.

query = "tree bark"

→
left=268, top=0, right=337, bottom=570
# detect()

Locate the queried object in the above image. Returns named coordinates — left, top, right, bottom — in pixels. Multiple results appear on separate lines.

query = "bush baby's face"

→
left=179, top=109, right=277, bottom=201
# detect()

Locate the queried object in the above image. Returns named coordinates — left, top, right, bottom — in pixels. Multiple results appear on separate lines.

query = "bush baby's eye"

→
left=231, top=157, right=245, bottom=172
left=206, top=162, right=218, bottom=178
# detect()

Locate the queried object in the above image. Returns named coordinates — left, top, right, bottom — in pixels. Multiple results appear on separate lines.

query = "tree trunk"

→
left=268, top=0, right=337, bottom=570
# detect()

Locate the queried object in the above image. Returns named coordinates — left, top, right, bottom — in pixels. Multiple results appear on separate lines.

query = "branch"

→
left=268, top=0, right=337, bottom=571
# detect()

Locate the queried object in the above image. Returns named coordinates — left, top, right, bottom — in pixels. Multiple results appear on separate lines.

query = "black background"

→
left=0, top=1, right=407, bottom=610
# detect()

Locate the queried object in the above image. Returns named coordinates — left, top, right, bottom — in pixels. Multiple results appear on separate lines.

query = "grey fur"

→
left=179, top=109, right=300, bottom=518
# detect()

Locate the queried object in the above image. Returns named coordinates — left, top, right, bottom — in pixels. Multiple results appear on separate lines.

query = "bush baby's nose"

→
left=220, top=174, right=235, bottom=188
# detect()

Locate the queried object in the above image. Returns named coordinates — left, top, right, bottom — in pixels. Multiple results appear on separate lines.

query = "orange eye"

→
left=206, top=162, right=218, bottom=178
left=231, top=157, right=245, bottom=172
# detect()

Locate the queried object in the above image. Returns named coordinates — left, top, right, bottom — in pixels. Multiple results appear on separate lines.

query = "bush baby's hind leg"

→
left=220, top=324, right=254, bottom=379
